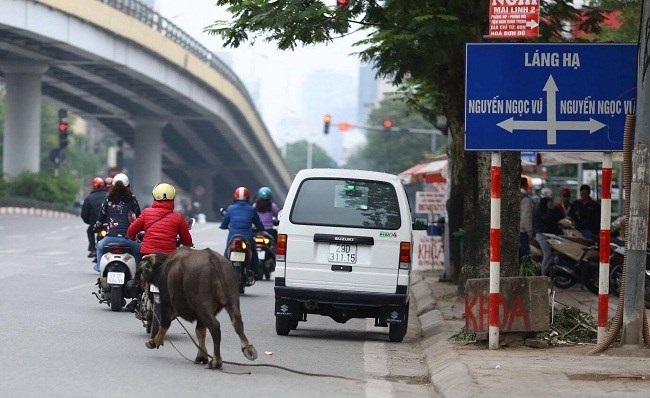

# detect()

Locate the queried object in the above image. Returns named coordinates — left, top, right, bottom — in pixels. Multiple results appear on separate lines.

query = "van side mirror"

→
left=413, top=217, right=428, bottom=230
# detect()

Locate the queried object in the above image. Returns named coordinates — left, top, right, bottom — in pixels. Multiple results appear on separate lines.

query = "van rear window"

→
left=290, top=178, right=401, bottom=229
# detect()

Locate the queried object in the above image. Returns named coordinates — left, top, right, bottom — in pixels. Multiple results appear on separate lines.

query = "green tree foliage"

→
left=593, top=0, right=640, bottom=42
left=344, top=97, right=439, bottom=174
left=283, top=139, right=335, bottom=176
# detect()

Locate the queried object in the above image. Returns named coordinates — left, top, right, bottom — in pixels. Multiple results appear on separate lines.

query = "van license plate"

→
left=328, top=243, right=357, bottom=264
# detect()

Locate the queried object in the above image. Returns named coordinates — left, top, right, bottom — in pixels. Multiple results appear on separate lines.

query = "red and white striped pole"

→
left=489, top=152, right=502, bottom=349
left=597, top=152, right=613, bottom=343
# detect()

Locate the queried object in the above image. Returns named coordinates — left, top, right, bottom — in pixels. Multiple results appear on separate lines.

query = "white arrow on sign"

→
left=525, top=20, right=539, bottom=29
left=496, top=75, right=606, bottom=145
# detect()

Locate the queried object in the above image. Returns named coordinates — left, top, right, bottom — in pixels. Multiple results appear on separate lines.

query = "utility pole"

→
left=621, top=0, right=650, bottom=346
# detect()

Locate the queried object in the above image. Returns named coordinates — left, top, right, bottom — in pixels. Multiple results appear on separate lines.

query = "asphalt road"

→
left=0, top=214, right=434, bottom=398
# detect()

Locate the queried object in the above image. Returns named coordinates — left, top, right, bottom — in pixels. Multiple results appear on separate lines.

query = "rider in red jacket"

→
left=126, top=183, right=193, bottom=311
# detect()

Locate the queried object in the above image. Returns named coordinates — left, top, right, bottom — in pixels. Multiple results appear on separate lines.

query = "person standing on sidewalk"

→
left=533, top=188, right=561, bottom=276
left=556, top=186, right=572, bottom=218
left=569, top=184, right=600, bottom=240
left=520, top=177, right=534, bottom=260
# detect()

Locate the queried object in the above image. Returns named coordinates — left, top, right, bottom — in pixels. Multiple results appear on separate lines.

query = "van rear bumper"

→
left=275, top=286, right=409, bottom=324
left=274, top=286, right=408, bottom=307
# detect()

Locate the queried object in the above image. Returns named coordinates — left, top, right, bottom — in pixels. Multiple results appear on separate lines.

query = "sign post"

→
left=465, top=43, right=637, bottom=349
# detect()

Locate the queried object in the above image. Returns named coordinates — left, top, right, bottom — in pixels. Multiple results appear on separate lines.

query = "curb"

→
left=0, top=207, right=77, bottom=218
left=412, top=270, right=481, bottom=398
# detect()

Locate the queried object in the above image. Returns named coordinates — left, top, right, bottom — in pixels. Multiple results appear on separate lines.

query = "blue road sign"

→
left=465, top=43, right=637, bottom=151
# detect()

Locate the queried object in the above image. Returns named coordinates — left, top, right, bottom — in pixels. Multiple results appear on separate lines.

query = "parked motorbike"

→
left=92, top=241, right=139, bottom=312
left=544, top=232, right=597, bottom=290
left=253, top=229, right=276, bottom=280
left=138, top=217, right=196, bottom=338
left=608, top=239, right=650, bottom=308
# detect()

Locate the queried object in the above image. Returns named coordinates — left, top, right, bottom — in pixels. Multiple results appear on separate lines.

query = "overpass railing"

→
left=98, top=0, right=256, bottom=108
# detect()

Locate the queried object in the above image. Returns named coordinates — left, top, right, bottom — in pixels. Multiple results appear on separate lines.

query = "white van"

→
left=274, top=168, right=419, bottom=342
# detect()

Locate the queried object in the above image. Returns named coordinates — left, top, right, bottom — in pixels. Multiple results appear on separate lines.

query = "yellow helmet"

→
left=152, top=183, right=176, bottom=201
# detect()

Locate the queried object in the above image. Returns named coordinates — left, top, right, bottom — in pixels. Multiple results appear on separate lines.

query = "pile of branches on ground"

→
left=544, top=306, right=597, bottom=345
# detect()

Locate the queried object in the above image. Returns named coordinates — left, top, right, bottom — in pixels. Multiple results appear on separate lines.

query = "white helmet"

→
left=113, top=173, right=130, bottom=187
left=540, top=187, right=553, bottom=198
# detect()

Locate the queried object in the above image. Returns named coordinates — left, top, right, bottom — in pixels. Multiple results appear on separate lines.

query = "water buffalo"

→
left=140, top=247, right=257, bottom=369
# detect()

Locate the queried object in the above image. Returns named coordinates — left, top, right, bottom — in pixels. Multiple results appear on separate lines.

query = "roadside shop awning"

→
left=399, top=159, right=448, bottom=184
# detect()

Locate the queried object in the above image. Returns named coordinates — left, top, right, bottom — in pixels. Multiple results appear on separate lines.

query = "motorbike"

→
left=544, top=232, right=597, bottom=291
left=226, top=234, right=256, bottom=294
left=253, top=229, right=276, bottom=280
left=137, top=217, right=196, bottom=339
left=91, top=223, right=108, bottom=263
left=92, top=239, right=140, bottom=312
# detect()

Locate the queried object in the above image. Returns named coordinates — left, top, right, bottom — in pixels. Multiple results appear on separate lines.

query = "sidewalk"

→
left=412, top=269, right=650, bottom=398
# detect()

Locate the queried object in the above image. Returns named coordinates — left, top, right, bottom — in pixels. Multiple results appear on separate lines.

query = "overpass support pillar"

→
left=0, top=62, right=49, bottom=178
left=133, top=118, right=166, bottom=207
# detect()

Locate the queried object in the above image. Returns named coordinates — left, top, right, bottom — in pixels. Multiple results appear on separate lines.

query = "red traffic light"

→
left=383, top=119, right=392, bottom=129
left=337, top=0, right=347, bottom=4
left=58, top=122, right=69, bottom=132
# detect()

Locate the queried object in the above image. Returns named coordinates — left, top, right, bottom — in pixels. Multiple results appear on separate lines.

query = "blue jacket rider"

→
left=220, top=187, right=265, bottom=277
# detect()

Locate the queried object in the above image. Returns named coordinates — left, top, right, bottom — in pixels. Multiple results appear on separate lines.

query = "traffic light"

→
left=383, top=119, right=393, bottom=133
left=58, top=109, right=69, bottom=149
left=338, top=122, right=350, bottom=132
left=323, top=114, right=332, bottom=135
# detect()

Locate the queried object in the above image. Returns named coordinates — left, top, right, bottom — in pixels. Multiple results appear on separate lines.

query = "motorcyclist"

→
left=81, top=177, right=108, bottom=261
left=125, top=182, right=193, bottom=312
left=220, top=187, right=265, bottom=279
left=94, top=173, right=141, bottom=272
left=104, top=176, right=113, bottom=189
left=253, top=186, right=279, bottom=242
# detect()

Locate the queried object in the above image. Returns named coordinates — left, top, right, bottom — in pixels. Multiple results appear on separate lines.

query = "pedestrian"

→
left=556, top=186, right=572, bottom=218
left=568, top=184, right=600, bottom=240
left=519, top=177, right=534, bottom=260
left=94, top=173, right=141, bottom=272
left=126, top=182, right=193, bottom=312
left=81, top=177, right=108, bottom=260
left=533, top=188, right=561, bottom=276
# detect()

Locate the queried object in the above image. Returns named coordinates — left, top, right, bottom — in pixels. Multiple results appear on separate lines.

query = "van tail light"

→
left=399, top=241, right=411, bottom=270
left=276, top=234, right=287, bottom=261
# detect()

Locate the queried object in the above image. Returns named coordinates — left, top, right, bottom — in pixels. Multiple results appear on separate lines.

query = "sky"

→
left=154, top=0, right=367, bottom=150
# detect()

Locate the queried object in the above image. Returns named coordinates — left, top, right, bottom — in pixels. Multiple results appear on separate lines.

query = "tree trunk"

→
left=444, top=55, right=523, bottom=287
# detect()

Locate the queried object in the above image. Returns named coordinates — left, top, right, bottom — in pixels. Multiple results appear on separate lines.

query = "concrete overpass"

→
left=0, top=0, right=291, bottom=217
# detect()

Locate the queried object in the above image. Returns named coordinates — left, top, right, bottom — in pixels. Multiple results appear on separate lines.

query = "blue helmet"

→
left=257, top=186, right=272, bottom=200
